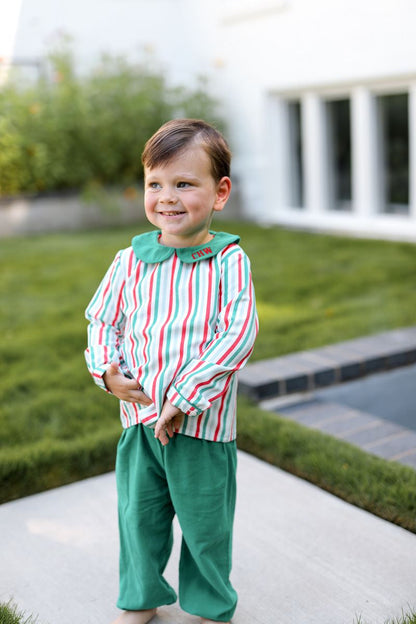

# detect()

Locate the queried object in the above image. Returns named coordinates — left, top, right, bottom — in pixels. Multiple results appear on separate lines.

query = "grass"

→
left=1, top=219, right=416, bottom=520
left=355, top=610, right=416, bottom=624
left=237, top=397, right=416, bottom=532
left=0, top=602, right=39, bottom=624
left=238, top=222, right=416, bottom=359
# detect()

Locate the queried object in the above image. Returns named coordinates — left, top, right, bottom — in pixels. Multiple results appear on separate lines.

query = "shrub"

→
left=0, top=47, right=223, bottom=196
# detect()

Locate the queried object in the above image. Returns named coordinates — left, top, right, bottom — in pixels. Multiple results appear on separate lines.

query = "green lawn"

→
left=1, top=219, right=416, bottom=519
left=1, top=221, right=416, bottom=623
left=2, top=219, right=415, bottom=450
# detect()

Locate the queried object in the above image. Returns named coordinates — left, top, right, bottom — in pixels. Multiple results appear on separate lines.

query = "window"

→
left=325, top=98, right=352, bottom=211
left=287, top=100, right=304, bottom=208
left=376, top=93, right=409, bottom=214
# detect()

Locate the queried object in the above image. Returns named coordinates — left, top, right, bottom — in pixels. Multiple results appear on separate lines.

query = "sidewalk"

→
left=1, top=451, right=415, bottom=624
left=239, top=326, right=416, bottom=468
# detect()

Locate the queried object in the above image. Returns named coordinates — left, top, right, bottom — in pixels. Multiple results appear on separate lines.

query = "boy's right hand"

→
left=103, top=362, right=153, bottom=406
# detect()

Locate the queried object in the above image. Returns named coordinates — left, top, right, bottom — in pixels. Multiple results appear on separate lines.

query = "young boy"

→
left=85, top=119, right=258, bottom=624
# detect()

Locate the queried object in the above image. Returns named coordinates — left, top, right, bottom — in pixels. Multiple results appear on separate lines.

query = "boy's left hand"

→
left=154, top=400, right=184, bottom=446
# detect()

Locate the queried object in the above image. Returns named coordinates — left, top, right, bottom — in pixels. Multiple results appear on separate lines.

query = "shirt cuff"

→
left=91, top=366, right=112, bottom=394
left=166, top=386, right=203, bottom=417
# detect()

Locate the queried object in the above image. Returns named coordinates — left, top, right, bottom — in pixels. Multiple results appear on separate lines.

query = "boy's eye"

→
left=148, top=182, right=160, bottom=189
left=177, top=181, right=191, bottom=188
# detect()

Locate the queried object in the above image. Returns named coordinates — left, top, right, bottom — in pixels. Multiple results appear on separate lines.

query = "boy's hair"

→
left=142, top=119, right=231, bottom=182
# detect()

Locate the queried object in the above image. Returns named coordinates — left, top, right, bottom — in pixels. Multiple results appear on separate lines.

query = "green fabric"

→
left=115, top=424, right=238, bottom=621
left=131, top=230, right=240, bottom=263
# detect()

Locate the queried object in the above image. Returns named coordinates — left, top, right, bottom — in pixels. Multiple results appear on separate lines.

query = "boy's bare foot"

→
left=111, top=608, right=157, bottom=624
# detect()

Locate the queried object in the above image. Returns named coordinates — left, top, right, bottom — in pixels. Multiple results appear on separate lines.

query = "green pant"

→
left=115, top=423, right=238, bottom=622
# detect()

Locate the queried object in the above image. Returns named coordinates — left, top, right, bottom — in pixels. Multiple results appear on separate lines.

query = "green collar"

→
left=132, top=230, right=240, bottom=263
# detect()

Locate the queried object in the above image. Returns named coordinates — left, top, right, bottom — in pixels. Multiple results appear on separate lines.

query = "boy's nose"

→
left=159, top=187, right=177, bottom=204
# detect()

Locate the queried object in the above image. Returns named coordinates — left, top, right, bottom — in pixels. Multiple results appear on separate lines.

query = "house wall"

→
left=210, top=0, right=416, bottom=240
left=3, top=0, right=416, bottom=240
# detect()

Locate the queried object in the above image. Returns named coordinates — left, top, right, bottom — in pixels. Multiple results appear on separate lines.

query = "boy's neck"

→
left=159, top=231, right=214, bottom=248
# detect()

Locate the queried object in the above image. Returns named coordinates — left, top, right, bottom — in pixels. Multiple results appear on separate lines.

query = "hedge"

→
left=0, top=46, right=223, bottom=196
left=0, top=426, right=120, bottom=503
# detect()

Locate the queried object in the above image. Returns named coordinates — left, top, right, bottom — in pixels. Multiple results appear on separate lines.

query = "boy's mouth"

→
left=160, top=211, right=186, bottom=216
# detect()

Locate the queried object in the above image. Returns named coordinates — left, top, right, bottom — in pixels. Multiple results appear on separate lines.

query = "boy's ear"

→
left=213, top=177, right=232, bottom=212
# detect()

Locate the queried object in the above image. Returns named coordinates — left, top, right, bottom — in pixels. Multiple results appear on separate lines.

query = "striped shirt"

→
left=85, top=230, right=258, bottom=442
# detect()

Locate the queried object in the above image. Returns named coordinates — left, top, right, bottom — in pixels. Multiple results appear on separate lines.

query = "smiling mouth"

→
left=159, top=211, right=186, bottom=216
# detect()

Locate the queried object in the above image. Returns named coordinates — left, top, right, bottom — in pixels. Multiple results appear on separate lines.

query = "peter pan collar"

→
left=132, top=230, right=240, bottom=263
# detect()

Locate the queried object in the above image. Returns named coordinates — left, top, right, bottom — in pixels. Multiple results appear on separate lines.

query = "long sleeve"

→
left=84, top=251, right=127, bottom=391
left=166, top=247, right=258, bottom=416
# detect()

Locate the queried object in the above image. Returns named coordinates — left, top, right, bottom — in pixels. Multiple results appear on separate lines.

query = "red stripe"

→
left=121, top=402, right=130, bottom=427
left=127, top=249, right=134, bottom=277
left=95, top=255, right=119, bottom=318
left=237, top=253, right=243, bottom=290
left=210, top=372, right=233, bottom=404
left=175, top=359, right=205, bottom=387
left=129, top=262, right=142, bottom=369
left=195, top=413, right=203, bottom=438
left=111, top=280, right=125, bottom=326
left=136, top=264, right=158, bottom=381
left=169, top=389, right=179, bottom=404
left=167, top=257, right=254, bottom=413
left=170, top=263, right=196, bottom=383
left=98, top=323, right=104, bottom=344
left=132, top=402, right=140, bottom=425
left=186, top=368, right=226, bottom=403
left=222, top=243, right=238, bottom=256
left=199, top=259, right=213, bottom=355
left=213, top=391, right=228, bottom=441
left=142, top=413, right=157, bottom=424
left=218, top=299, right=252, bottom=365
left=184, top=322, right=254, bottom=406
left=218, top=271, right=253, bottom=365
left=151, top=255, right=178, bottom=400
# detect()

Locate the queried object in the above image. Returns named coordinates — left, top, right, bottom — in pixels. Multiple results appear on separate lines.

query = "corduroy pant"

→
left=115, top=423, right=238, bottom=622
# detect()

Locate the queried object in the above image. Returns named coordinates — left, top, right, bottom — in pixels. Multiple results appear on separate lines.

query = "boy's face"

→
left=144, top=145, right=231, bottom=248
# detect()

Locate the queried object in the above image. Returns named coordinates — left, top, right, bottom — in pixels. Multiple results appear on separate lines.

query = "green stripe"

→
left=219, top=378, right=235, bottom=441
left=131, top=263, right=148, bottom=370
left=141, top=263, right=162, bottom=390
left=163, top=260, right=183, bottom=390
left=183, top=261, right=201, bottom=367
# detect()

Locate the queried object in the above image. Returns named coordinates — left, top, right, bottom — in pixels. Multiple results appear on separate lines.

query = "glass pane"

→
left=287, top=100, right=304, bottom=208
left=325, top=99, right=352, bottom=211
left=377, top=93, right=409, bottom=214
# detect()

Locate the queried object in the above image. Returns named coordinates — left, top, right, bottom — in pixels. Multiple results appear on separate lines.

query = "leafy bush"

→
left=0, top=47, right=223, bottom=196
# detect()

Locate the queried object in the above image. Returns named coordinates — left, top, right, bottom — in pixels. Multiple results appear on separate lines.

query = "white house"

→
left=205, top=0, right=416, bottom=242
left=2, top=0, right=416, bottom=241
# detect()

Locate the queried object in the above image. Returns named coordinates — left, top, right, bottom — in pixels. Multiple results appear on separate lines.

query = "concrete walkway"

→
left=240, top=327, right=416, bottom=469
left=1, top=451, right=415, bottom=624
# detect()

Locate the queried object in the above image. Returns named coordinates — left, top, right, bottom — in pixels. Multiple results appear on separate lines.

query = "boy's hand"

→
left=103, top=362, right=153, bottom=406
left=154, top=400, right=185, bottom=446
